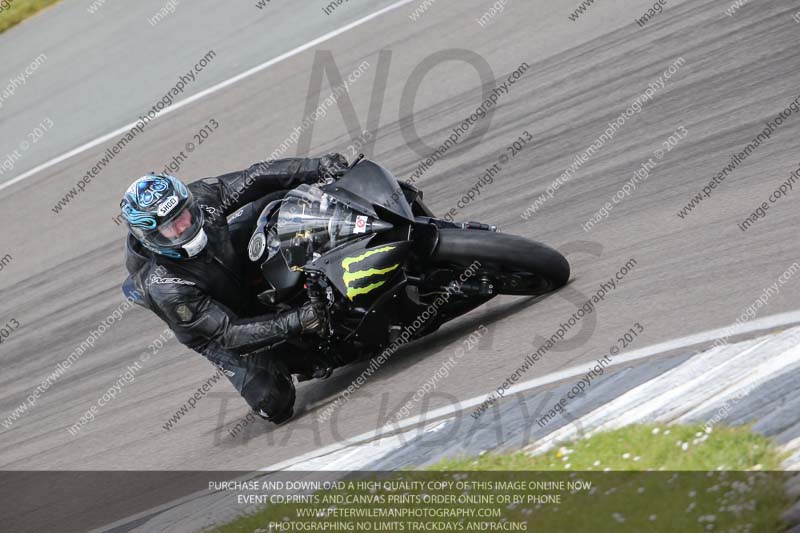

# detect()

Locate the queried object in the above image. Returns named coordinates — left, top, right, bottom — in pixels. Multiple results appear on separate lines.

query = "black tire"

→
left=431, top=229, right=570, bottom=295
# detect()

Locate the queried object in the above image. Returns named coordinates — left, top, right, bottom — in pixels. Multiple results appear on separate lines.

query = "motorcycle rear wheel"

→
left=431, top=229, right=570, bottom=295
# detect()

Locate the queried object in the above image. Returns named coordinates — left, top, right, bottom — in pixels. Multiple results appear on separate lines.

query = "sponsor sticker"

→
left=228, top=208, right=245, bottom=222
left=354, top=215, right=368, bottom=234
left=149, top=275, right=196, bottom=286
left=157, top=196, right=179, bottom=217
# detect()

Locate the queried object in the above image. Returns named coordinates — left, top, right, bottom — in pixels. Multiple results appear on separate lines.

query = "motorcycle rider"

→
left=120, top=154, right=349, bottom=424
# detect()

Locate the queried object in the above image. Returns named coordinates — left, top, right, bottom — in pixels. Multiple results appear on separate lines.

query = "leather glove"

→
left=295, top=300, right=328, bottom=336
left=318, top=153, right=349, bottom=179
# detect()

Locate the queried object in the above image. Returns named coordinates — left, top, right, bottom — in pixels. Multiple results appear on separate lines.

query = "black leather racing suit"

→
left=124, top=158, right=329, bottom=422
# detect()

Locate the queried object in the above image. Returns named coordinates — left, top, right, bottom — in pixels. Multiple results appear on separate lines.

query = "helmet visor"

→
left=147, top=200, right=205, bottom=248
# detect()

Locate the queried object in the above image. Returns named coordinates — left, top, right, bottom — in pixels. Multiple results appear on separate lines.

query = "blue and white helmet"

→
left=120, top=173, right=207, bottom=259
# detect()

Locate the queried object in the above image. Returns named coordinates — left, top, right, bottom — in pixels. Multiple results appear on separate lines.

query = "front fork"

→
left=409, top=217, right=499, bottom=302
left=305, top=273, right=333, bottom=339
left=304, top=273, right=357, bottom=371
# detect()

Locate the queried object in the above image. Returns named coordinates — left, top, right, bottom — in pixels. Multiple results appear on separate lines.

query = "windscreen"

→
left=276, top=185, right=374, bottom=269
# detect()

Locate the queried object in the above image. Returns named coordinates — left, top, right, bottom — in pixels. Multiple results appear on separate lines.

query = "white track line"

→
left=90, top=311, right=800, bottom=532
left=260, top=309, right=800, bottom=471
left=0, top=0, right=416, bottom=194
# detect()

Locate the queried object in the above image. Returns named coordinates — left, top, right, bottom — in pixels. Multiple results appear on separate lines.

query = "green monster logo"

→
left=341, top=245, right=400, bottom=300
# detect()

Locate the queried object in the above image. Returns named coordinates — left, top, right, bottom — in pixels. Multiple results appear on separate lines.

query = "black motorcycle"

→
left=245, top=157, right=569, bottom=386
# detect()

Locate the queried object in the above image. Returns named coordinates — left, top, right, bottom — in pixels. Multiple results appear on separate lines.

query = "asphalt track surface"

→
left=1, top=0, right=800, bottom=489
left=0, top=0, right=404, bottom=181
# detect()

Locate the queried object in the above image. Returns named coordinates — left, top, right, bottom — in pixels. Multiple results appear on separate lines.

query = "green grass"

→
left=0, top=0, right=59, bottom=34
left=433, top=423, right=785, bottom=471
left=212, top=424, right=793, bottom=533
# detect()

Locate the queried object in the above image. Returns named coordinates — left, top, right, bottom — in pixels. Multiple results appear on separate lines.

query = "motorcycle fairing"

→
left=322, top=160, right=415, bottom=222
left=259, top=250, right=303, bottom=303
left=341, top=278, right=408, bottom=345
left=308, top=236, right=412, bottom=303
